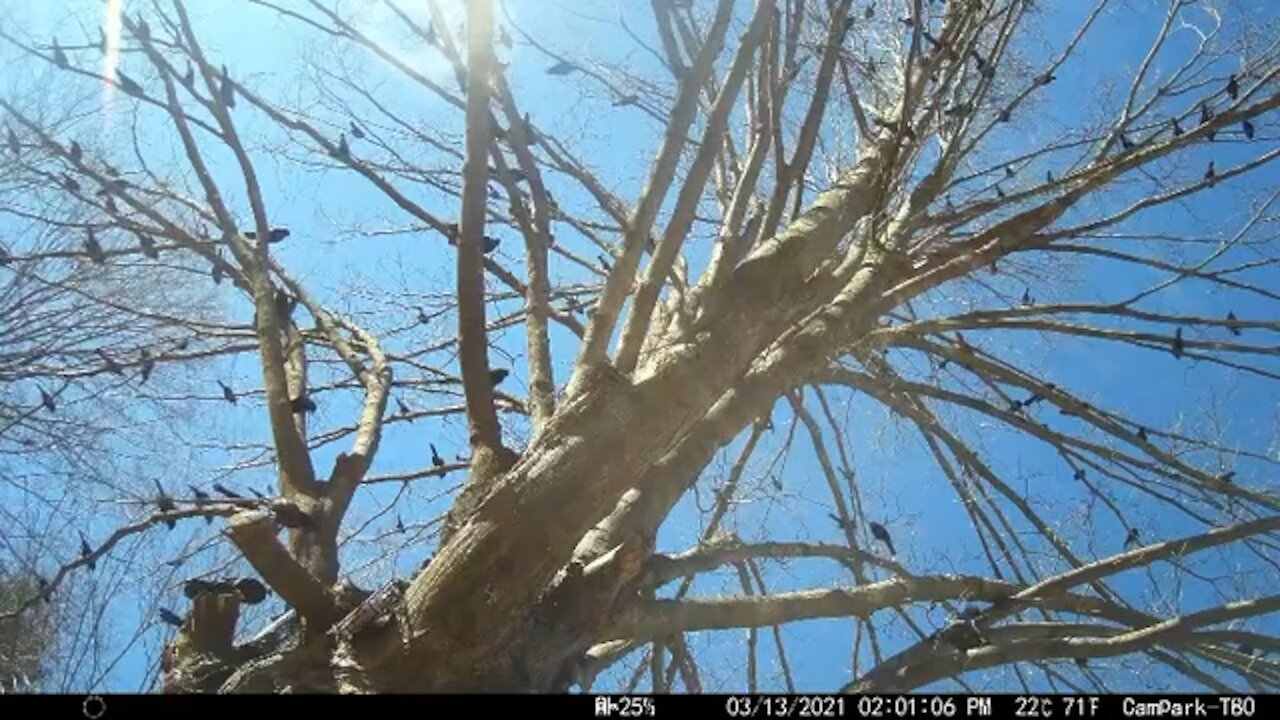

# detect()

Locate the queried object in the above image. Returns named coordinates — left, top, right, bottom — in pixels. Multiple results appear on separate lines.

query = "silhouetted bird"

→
left=137, top=348, right=155, bottom=383
left=1226, top=311, right=1241, bottom=336
left=135, top=17, right=151, bottom=42
left=350, top=122, right=365, bottom=139
left=597, top=254, right=613, bottom=271
left=6, top=126, right=18, bottom=155
left=1242, top=119, right=1254, bottom=140
left=39, top=387, right=56, bottom=413
left=489, top=368, right=509, bottom=387
left=271, top=501, right=312, bottom=529
left=1074, top=657, right=1088, bottom=668
left=97, top=350, right=124, bottom=376
left=219, top=65, right=235, bottom=108
left=332, top=133, right=349, bottom=160
left=1216, top=471, right=1236, bottom=485
left=69, top=140, right=82, bottom=164
left=183, top=578, right=213, bottom=599
left=52, top=39, right=68, bottom=68
left=1171, top=327, right=1184, bottom=359
left=158, top=608, right=184, bottom=627
left=612, top=94, right=639, bottom=107
left=1226, top=73, right=1239, bottom=100
left=212, top=483, right=242, bottom=499
left=870, top=522, right=896, bottom=555
left=546, top=60, right=579, bottom=76
left=117, top=72, right=144, bottom=98
left=995, top=184, right=1005, bottom=199
left=217, top=380, right=237, bottom=404
left=1004, top=166, right=1015, bottom=178
left=211, top=264, right=224, bottom=285
left=234, top=577, right=268, bottom=604
left=138, top=233, right=158, bottom=259
left=290, top=395, right=317, bottom=414
left=483, top=236, right=500, bottom=254
left=97, top=28, right=107, bottom=54
left=395, top=515, right=406, bottom=533
left=243, top=226, right=290, bottom=243
left=1036, top=72, right=1056, bottom=85
left=79, top=532, right=95, bottom=571
left=1136, top=426, right=1148, bottom=442
left=35, top=577, right=51, bottom=604
left=188, top=485, right=209, bottom=501
left=864, top=4, right=875, bottom=20
left=180, top=63, right=195, bottom=88
left=1204, top=161, right=1216, bottom=184
left=1123, top=528, right=1140, bottom=549
left=1171, top=118, right=1183, bottom=136
left=154, top=479, right=176, bottom=529
left=84, top=230, right=105, bottom=263
left=1021, top=288, right=1033, bottom=306
left=396, top=398, right=413, bottom=419
left=249, top=487, right=266, bottom=499
left=1200, top=102, right=1214, bottom=126
left=430, top=443, right=445, bottom=468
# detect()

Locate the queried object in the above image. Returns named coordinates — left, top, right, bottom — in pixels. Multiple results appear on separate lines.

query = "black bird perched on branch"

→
left=137, top=232, right=158, bottom=259
left=212, top=483, right=242, bottom=499
left=117, top=72, right=144, bottom=98
left=332, top=133, right=350, bottom=160
left=271, top=500, right=312, bottom=529
left=349, top=122, right=365, bottom=139
left=1136, top=426, right=1148, bottom=442
left=1199, top=102, right=1214, bottom=127
left=290, top=395, right=317, bottom=414
left=182, top=578, right=213, bottom=599
left=546, top=60, right=579, bottom=76
left=69, top=140, right=82, bottom=164
left=39, top=387, right=56, bottom=413
left=430, top=443, right=445, bottom=468
left=6, top=125, right=18, bottom=155
left=243, top=226, right=290, bottom=244
left=396, top=398, right=413, bottom=419
left=211, top=264, right=223, bottom=285
left=188, top=485, right=213, bottom=524
left=249, top=487, right=266, bottom=499
left=218, top=65, right=235, bottom=108
left=1226, top=73, right=1239, bottom=100
left=84, top=229, right=105, bottom=263
left=153, top=479, right=176, bottom=529
left=395, top=515, right=406, bottom=533
left=79, top=532, right=95, bottom=571
left=490, top=368, right=510, bottom=387
left=1242, top=120, right=1255, bottom=140
left=1204, top=161, right=1216, bottom=185
left=1123, top=528, right=1140, bottom=549
left=1216, top=471, right=1236, bottom=485
left=216, top=380, right=237, bottom=404
left=180, top=63, right=195, bottom=89
left=869, top=522, right=896, bottom=555
left=1171, top=117, right=1183, bottom=136
left=96, top=349, right=124, bottom=376
left=52, top=38, right=68, bottom=68
left=234, top=577, right=268, bottom=604
left=1021, top=288, right=1034, bottom=306
left=158, top=608, right=184, bottom=627
left=1226, top=311, right=1241, bottom=336
left=139, top=349, right=155, bottom=383
left=1171, top=327, right=1184, bottom=359
left=483, top=236, right=500, bottom=254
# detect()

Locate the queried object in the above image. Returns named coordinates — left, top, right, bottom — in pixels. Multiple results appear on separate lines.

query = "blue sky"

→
left=1, top=0, right=1277, bottom=694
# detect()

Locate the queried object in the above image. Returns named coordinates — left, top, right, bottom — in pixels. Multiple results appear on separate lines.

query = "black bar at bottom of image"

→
left=0, top=692, right=1270, bottom=718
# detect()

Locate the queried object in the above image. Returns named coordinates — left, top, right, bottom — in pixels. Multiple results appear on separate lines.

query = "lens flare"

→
left=103, top=0, right=123, bottom=110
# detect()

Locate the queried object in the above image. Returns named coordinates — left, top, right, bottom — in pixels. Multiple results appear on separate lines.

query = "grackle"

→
left=546, top=60, right=579, bottom=76
left=154, top=479, right=176, bottom=529
left=243, top=227, right=290, bottom=244
left=1021, top=288, right=1033, bottom=306
left=211, top=264, right=223, bottom=285
left=1136, top=426, right=1148, bottom=441
left=396, top=398, right=413, bottom=419
left=1200, top=102, right=1214, bottom=126
left=69, top=140, right=82, bottom=164
left=6, top=125, right=18, bottom=155
left=117, top=72, right=144, bottom=98
left=39, top=387, right=56, bottom=413
left=290, top=395, right=317, bottom=414
left=483, top=236, right=500, bottom=254
left=234, top=577, right=268, bottom=604
left=1171, top=118, right=1183, bottom=136
left=217, top=380, right=237, bottom=404
left=430, top=443, right=445, bottom=468
left=84, top=229, right=105, bottom=263
left=395, top=515, right=406, bottom=533
left=138, top=233, right=158, bottom=259
left=180, top=63, right=195, bottom=89
left=212, top=483, right=242, bottom=499
left=158, top=608, right=184, bottom=627
left=52, top=39, right=68, bottom=68
left=1226, top=311, right=1241, bottom=336
left=79, top=532, right=95, bottom=571
left=1226, top=73, right=1239, bottom=100
left=97, top=350, right=124, bottom=376
left=869, top=522, right=896, bottom=555
left=332, top=134, right=349, bottom=160
left=1242, top=120, right=1254, bottom=141
left=219, top=65, right=235, bottom=108
left=1123, top=528, right=1140, bottom=549
left=490, top=368, right=510, bottom=387
left=350, top=122, right=365, bottom=140
left=1204, top=161, right=1216, bottom=184
left=183, top=578, right=213, bottom=599
left=1171, top=327, right=1184, bottom=359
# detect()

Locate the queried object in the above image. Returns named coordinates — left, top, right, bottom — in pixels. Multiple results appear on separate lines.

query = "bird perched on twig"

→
left=153, top=479, right=176, bottom=530
left=1171, top=327, right=1185, bottom=359
left=217, top=380, right=237, bottom=404
left=1123, top=528, right=1140, bottom=549
left=234, top=577, right=268, bottom=604
left=1226, top=311, right=1242, bottom=337
left=158, top=608, right=184, bottom=627
left=78, top=532, right=95, bottom=571
left=489, top=368, right=510, bottom=387
left=212, top=483, right=242, bottom=500
left=430, top=443, right=445, bottom=468
left=869, top=522, right=896, bottom=556
left=243, top=226, right=290, bottom=244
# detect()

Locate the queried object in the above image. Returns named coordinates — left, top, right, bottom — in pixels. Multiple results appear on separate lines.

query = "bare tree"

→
left=0, top=0, right=1277, bottom=694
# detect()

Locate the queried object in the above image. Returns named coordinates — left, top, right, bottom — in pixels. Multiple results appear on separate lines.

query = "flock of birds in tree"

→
left=4, top=1, right=1265, bottom=633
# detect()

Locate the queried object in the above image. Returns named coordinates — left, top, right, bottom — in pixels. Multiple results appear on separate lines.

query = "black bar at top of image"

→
left=0, top=692, right=1271, bottom=718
